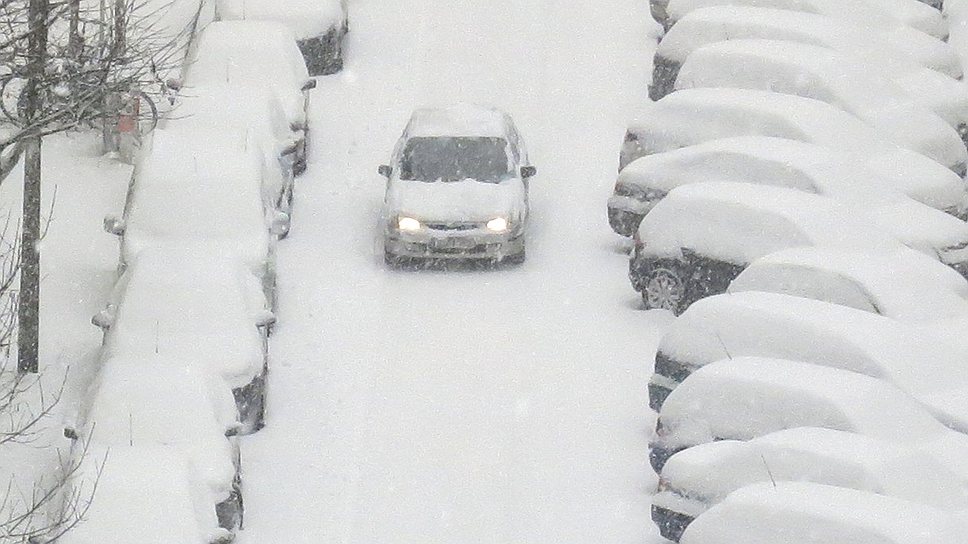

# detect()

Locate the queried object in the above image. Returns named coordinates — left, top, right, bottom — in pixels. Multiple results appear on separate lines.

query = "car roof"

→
left=637, top=182, right=902, bottom=265
left=60, top=445, right=222, bottom=544
left=674, top=39, right=966, bottom=169
left=730, top=247, right=968, bottom=321
left=666, top=0, right=946, bottom=39
left=162, top=84, right=293, bottom=148
left=661, top=427, right=968, bottom=509
left=619, top=136, right=966, bottom=213
left=186, top=20, right=309, bottom=86
left=215, top=0, right=346, bottom=40
left=657, top=291, right=968, bottom=430
left=405, top=104, right=512, bottom=139
left=659, top=6, right=957, bottom=76
left=661, top=357, right=945, bottom=445
left=680, top=482, right=966, bottom=544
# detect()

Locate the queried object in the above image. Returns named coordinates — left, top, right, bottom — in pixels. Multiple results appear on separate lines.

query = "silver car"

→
left=379, top=104, right=536, bottom=266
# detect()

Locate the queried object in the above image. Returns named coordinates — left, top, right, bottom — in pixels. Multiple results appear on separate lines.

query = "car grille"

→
left=424, top=222, right=481, bottom=231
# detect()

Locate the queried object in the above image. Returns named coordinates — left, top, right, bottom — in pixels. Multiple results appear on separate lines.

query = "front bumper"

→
left=386, top=231, right=525, bottom=260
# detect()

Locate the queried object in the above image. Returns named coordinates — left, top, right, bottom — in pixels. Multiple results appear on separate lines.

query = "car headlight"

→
left=486, top=217, right=508, bottom=233
left=398, top=216, right=422, bottom=231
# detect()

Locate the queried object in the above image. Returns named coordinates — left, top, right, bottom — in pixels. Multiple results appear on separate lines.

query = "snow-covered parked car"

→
left=379, top=104, right=536, bottom=266
left=729, top=248, right=968, bottom=322
left=609, top=136, right=968, bottom=240
left=617, top=89, right=960, bottom=193
left=679, top=482, right=968, bottom=544
left=68, top=355, right=244, bottom=531
left=647, top=291, right=968, bottom=436
left=216, top=0, right=348, bottom=76
left=180, top=20, right=316, bottom=174
left=652, top=427, right=968, bottom=542
left=650, top=6, right=961, bottom=101
left=629, top=182, right=905, bottom=314
left=103, top=130, right=289, bottom=298
left=59, top=445, right=233, bottom=544
left=161, top=85, right=300, bottom=204
left=665, top=0, right=948, bottom=39
left=674, top=39, right=967, bottom=173
left=93, top=247, right=275, bottom=433
left=649, top=357, right=968, bottom=474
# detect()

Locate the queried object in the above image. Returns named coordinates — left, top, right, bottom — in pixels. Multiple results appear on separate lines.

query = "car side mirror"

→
left=378, top=164, right=392, bottom=178
left=281, top=140, right=299, bottom=157
left=103, top=215, right=125, bottom=236
left=520, top=166, right=537, bottom=179
left=91, top=305, right=117, bottom=330
left=209, top=528, right=235, bottom=544
left=224, top=422, right=244, bottom=438
left=269, top=211, right=290, bottom=237
left=254, top=309, right=277, bottom=329
left=301, top=79, right=317, bottom=92
left=165, top=78, right=182, bottom=92
left=63, top=426, right=78, bottom=440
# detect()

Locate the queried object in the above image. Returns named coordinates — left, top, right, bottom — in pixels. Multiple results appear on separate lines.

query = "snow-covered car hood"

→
left=386, top=178, right=526, bottom=224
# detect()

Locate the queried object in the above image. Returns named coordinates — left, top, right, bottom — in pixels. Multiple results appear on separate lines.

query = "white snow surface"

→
left=666, top=0, right=948, bottom=39
left=60, top=445, right=224, bottom=544
left=680, top=481, right=968, bottom=544
left=659, top=6, right=959, bottom=77
left=658, top=357, right=949, bottom=448
left=656, top=291, right=968, bottom=433
left=657, top=427, right=968, bottom=512
left=729, top=247, right=968, bottom=321
left=619, top=136, right=968, bottom=215
left=386, top=178, right=527, bottom=223
left=637, top=182, right=904, bottom=264
left=216, top=0, right=345, bottom=40
left=674, top=39, right=967, bottom=170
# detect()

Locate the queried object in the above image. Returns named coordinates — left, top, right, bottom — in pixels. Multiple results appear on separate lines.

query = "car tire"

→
left=642, top=261, right=690, bottom=315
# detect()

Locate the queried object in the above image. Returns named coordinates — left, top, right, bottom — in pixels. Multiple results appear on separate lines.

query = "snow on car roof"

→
left=657, top=291, right=968, bottom=431
left=216, top=0, right=345, bottom=41
left=674, top=39, right=967, bottom=170
left=618, top=136, right=965, bottom=213
left=406, top=104, right=511, bottom=138
left=659, top=6, right=958, bottom=77
left=105, top=249, right=266, bottom=386
left=161, top=85, right=294, bottom=148
left=185, top=20, right=309, bottom=87
left=680, top=482, right=967, bottom=544
left=126, top=129, right=269, bottom=238
left=637, top=182, right=903, bottom=265
left=666, top=0, right=947, bottom=39
left=730, top=247, right=968, bottom=321
left=61, top=445, right=222, bottom=544
left=660, top=427, right=968, bottom=509
left=661, top=357, right=946, bottom=446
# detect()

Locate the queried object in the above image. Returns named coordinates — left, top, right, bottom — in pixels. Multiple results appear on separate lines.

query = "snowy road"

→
left=239, top=2, right=668, bottom=542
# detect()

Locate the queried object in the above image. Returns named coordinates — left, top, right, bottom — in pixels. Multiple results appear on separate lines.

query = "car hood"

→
left=386, top=178, right=526, bottom=223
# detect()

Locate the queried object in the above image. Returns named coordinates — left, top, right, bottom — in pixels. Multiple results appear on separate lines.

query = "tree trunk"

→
left=18, top=0, right=49, bottom=374
left=68, top=0, right=82, bottom=60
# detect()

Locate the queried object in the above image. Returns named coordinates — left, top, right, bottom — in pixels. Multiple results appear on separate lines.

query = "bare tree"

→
left=0, top=0, right=207, bottom=373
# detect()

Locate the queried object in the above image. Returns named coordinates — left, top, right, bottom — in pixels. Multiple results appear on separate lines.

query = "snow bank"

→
left=215, top=0, right=345, bottom=40
left=730, top=247, right=968, bottom=321
left=680, top=482, right=968, bottom=544
left=61, top=445, right=224, bottom=544
left=659, top=357, right=946, bottom=448
left=637, top=182, right=903, bottom=265
left=658, top=427, right=968, bottom=511
left=655, top=291, right=968, bottom=431
left=666, top=0, right=947, bottom=39
left=659, top=6, right=958, bottom=77
left=674, top=39, right=967, bottom=170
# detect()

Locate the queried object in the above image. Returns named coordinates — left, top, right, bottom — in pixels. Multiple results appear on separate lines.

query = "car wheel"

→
left=643, top=263, right=688, bottom=314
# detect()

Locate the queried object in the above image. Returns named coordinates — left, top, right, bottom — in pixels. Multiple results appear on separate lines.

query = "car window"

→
left=399, top=136, right=512, bottom=183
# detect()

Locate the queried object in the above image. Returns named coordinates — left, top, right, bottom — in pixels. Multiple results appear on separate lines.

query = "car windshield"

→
left=400, top=136, right=512, bottom=183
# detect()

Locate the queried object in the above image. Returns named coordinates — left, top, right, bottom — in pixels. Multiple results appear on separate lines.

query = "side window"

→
left=505, top=117, right=524, bottom=164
